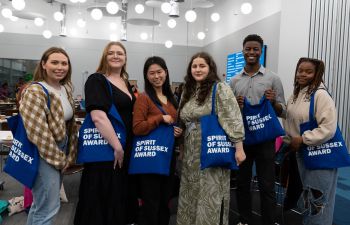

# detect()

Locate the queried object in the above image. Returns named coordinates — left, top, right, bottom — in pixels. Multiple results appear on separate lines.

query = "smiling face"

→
left=106, top=44, right=126, bottom=70
left=243, top=40, right=262, bottom=66
left=147, top=63, right=167, bottom=89
left=191, top=57, right=210, bottom=83
left=42, top=53, right=69, bottom=85
left=296, top=61, right=316, bottom=88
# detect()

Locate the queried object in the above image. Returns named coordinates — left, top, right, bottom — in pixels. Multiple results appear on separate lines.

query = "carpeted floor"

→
left=1, top=166, right=348, bottom=225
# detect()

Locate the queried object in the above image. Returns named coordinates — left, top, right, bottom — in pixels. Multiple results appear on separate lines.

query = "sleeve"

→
left=19, top=84, right=66, bottom=169
left=272, top=75, right=286, bottom=110
left=302, top=90, right=337, bottom=146
left=229, top=77, right=237, bottom=96
left=133, top=94, right=164, bottom=135
left=216, top=82, right=245, bottom=142
left=85, top=73, right=111, bottom=113
left=65, top=84, right=78, bottom=165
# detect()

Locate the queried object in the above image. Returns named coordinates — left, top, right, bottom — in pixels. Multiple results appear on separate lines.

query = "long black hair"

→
left=143, top=56, right=178, bottom=108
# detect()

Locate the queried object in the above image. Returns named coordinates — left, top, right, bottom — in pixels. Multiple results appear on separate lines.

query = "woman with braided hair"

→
left=283, top=57, right=338, bottom=225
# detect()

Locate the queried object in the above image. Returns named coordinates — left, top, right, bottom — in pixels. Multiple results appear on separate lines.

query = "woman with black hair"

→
left=132, top=56, right=183, bottom=225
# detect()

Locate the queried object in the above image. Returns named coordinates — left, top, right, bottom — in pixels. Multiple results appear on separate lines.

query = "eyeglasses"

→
left=107, top=51, right=125, bottom=57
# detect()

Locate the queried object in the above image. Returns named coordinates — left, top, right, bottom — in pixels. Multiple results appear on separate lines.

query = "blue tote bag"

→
left=129, top=100, right=175, bottom=175
left=4, top=83, right=49, bottom=189
left=300, top=91, right=350, bottom=169
left=77, top=77, right=126, bottom=163
left=242, top=96, right=285, bottom=145
left=200, top=83, right=238, bottom=170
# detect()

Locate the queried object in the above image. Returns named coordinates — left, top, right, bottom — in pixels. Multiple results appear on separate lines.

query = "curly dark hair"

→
left=179, top=52, right=220, bottom=111
left=293, top=57, right=325, bottom=102
left=243, top=34, right=264, bottom=48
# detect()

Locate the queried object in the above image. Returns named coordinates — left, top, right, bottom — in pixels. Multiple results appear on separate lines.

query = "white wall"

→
left=0, top=33, right=201, bottom=97
left=277, top=0, right=312, bottom=99
left=204, top=12, right=281, bottom=78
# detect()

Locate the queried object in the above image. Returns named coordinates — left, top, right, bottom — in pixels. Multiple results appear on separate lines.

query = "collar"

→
left=241, top=65, right=265, bottom=77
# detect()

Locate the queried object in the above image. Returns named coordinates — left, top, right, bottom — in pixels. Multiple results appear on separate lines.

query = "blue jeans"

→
left=26, top=137, right=67, bottom=225
left=296, top=153, right=338, bottom=225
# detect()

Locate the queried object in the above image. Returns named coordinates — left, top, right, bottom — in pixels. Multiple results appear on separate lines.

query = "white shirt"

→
left=40, top=81, right=73, bottom=121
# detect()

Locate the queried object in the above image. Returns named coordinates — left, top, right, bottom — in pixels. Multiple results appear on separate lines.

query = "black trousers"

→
left=236, top=140, right=277, bottom=225
left=138, top=174, right=174, bottom=225
left=283, top=151, right=303, bottom=211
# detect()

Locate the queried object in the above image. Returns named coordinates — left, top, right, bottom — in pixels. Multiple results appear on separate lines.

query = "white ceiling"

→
left=0, top=0, right=281, bottom=47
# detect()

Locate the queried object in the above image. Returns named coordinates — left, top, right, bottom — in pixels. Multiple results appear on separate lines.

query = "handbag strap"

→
left=32, top=82, right=51, bottom=109
left=145, top=93, right=168, bottom=115
left=211, top=83, right=218, bottom=115
left=309, top=87, right=328, bottom=121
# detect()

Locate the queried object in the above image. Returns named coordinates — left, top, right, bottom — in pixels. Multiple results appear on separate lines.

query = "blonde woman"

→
left=74, top=42, right=137, bottom=225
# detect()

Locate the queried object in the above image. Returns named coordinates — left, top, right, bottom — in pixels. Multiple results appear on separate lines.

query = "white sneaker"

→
left=237, top=223, right=248, bottom=225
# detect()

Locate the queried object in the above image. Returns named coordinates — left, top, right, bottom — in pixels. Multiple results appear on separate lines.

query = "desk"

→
left=0, top=131, right=12, bottom=190
left=0, top=130, right=12, bottom=142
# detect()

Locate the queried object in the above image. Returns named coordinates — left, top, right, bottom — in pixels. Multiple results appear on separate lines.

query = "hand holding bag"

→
left=129, top=98, right=175, bottom=175
left=242, top=96, right=285, bottom=145
left=77, top=76, right=126, bottom=163
left=200, top=83, right=238, bottom=170
left=300, top=90, right=350, bottom=169
left=4, top=83, right=48, bottom=189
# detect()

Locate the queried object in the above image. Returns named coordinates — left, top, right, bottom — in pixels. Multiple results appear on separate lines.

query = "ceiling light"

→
left=109, top=22, right=117, bottom=30
left=70, top=28, right=78, bottom=37
left=10, top=16, right=19, bottom=22
left=91, top=8, right=103, bottom=20
left=1, top=8, right=13, bottom=19
left=43, top=30, right=52, bottom=39
left=161, top=2, right=171, bottom=14
left=185, top=10, right=197, bottom=23
left=165, top=40, right=173, bottom=48
left=77, top=18, right=86, bottom=27
left=140, top=32, right=148, bottom=40
left=0, top=24, right=4, bottom=32
left=53, top=11, right=64, bottom=21
left=78, top=0, right=87, bottom=3
left=167, top=19, right=176, bottom=28
left=110, top=33, right=119, bottom=41
left=135, top=4, right=145, bottom=14
left=197, top=32, right=205, bottom=40
left=34, top=17, right=44, bottom=26
left=169, top=1, right=179, bottom=17
left=12, top=0, right=26, bottom=11
left=106, top=1, right=119, bottom=15
left=241, top=2, right=253, bottom=15
left=211, top=12, right=220, bottom=22
left=70, top=0, right=79, bottom=3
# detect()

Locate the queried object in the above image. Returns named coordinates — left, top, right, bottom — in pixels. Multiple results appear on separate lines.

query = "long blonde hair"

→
left=96, top=41, right=129, bottom=81
left=33, top=47, right=72, bottom=86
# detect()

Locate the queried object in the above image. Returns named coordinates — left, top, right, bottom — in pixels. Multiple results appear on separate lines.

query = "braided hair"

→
left=293, top=57, right=325, bottom=102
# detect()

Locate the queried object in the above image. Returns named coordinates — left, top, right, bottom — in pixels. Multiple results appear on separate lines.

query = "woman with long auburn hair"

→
left=74, top=41, right=138, bottom=225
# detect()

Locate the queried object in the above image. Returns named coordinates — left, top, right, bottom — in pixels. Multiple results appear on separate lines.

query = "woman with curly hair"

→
left=176, top=52, right=246, bottom=225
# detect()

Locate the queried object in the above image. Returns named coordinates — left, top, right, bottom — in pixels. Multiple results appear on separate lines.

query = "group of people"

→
left=15, top=33, right=341, bottom=225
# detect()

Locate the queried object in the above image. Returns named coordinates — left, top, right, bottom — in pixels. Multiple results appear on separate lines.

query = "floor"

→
left=0, top=170, right=304, bottom=225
